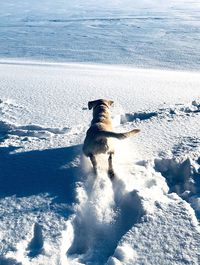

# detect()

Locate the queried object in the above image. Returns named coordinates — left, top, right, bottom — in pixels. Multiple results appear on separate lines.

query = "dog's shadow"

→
left=0, top=144, right=82, bottom=205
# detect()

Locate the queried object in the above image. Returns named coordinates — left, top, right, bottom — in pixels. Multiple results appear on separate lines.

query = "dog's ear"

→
left=108, top=100, right=114, bottom=106
left=88, top=100, right=97, bottom=110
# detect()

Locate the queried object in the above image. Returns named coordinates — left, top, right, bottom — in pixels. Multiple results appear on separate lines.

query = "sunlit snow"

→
left=0, top=1, right=200, bottom=265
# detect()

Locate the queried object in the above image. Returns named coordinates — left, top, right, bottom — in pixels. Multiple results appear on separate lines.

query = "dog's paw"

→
left=92, top=167, right=98, bottom=177
left=108, top=169, right=115, bottom=180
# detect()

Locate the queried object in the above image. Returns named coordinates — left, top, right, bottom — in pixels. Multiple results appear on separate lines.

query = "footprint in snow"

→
left=27, top=223, right=44, bottom=258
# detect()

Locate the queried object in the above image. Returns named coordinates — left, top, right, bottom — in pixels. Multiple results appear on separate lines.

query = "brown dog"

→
left=83, top=99, right=140, bottom=178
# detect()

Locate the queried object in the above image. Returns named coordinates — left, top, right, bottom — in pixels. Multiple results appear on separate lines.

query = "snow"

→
left=109, top=195, right=200, bottom=265
left=1, top=0, right=200, bottom=264
left=0, top=0, right=200, bottom=70
left=0, top=62, right=200, bottom=265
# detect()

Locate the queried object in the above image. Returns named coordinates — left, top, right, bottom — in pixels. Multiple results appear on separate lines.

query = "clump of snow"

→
left=107, top=243, right=137, bottom=264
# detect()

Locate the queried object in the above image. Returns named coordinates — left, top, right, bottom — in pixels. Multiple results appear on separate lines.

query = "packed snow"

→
left=0, top=62, right=200, bottom=265
left=1, top=0, right=200, bottom=264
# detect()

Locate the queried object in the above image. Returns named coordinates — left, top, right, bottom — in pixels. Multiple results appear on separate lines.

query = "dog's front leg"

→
left=108, top=152, right=115, bottom=179
left=89, top=154, right=97, bottom=175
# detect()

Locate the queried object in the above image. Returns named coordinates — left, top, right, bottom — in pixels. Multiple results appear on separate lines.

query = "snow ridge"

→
left=121, top=99, right=200, bottom=124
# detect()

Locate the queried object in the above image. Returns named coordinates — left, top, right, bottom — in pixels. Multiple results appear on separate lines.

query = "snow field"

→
left=1, top=0, right=200, bottom=69
left=0, top=62, right=200, bottom=264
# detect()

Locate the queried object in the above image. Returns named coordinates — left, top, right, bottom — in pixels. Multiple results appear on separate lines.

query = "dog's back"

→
left=83, top=99, right=140, bottom=177
left=83, top=99, right=114, bottom=156
left=83, top=99, right=140, bottom=156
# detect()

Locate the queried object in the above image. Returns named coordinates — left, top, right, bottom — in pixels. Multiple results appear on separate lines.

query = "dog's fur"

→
left=83, top=99, right=140, bottom=178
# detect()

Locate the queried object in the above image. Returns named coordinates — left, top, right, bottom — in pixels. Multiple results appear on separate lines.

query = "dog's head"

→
left=88, top=99, right=114, bottom=110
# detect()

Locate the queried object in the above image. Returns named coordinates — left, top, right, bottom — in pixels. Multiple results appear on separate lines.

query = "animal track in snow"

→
left=0, top=118, right=86, bottom=153
left=0, top=256, right=22, bottom=265
left=0, top=98, right=30, bottom=124
left=120, top=112, right=158, bottom=124
left=27, top=223, right=44, bottom=258
left=120, top=99, right=200, bottom=125
left=154, top=153, right=200, bottom=218
left=66, top=172, right=145, bottom=265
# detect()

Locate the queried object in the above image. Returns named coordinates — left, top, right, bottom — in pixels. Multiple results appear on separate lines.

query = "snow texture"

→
left=0, top=62, right=200, bottom=265
left=0, top=0, right=200, bottom=70
left=0, top=0, right=200, bottom=264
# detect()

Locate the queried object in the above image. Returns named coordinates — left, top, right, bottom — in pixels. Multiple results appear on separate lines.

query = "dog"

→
left=82, top=99, right=140, bottom=178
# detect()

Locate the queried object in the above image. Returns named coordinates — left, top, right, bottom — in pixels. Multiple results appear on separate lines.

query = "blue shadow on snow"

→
left=0, top=144, right=82, bottom=204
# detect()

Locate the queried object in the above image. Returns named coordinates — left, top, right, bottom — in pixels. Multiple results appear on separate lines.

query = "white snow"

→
left=1, top=0, right=200, bottom=264
left=0, top=0, right=200, bottom=69
left=0, top=61, right=200, bottom=265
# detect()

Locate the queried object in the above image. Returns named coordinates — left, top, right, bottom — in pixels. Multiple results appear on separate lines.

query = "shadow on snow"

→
left=0, top=144, right=82, bottom=204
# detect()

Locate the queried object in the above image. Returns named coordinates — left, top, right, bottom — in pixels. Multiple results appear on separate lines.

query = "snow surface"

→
left=0, top=0, right=200, bottom=69
left=0, top=62, right=200, bottom=265
left=1, top=0, right=200, bottom=264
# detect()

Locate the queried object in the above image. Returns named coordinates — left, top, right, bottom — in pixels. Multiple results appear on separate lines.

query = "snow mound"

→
left=155, top=155, right=200, bottom=219
left=109, top=194, right=200, bottom=265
